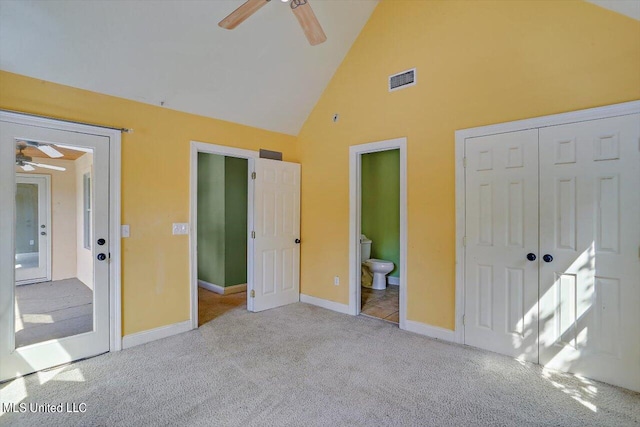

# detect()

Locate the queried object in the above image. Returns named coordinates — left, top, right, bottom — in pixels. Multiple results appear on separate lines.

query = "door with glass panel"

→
left=15, top=174, right=51, bottom=285
left=0, top=121, right=110, bottom=381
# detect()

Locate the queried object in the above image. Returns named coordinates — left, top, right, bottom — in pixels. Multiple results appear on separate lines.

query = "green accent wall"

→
left=361, top=149, right=400, bottom=277
left=224, top=156, right=248, bottom=286
left=197, top=153, right=248, bottom=287
left=197, top=153, right=226, bottom=285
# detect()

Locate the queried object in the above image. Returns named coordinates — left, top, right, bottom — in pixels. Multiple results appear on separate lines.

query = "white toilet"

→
left=360, top=235, right=395, bottom=290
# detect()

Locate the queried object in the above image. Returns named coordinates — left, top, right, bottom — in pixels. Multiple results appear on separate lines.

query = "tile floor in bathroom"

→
left=361, top=285, right=399, bottom=323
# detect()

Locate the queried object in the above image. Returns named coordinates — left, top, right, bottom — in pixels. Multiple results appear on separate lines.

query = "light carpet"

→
left=1, top=303, right=638, bottom=426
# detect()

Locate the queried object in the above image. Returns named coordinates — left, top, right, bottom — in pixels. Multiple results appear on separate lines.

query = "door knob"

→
left=97, top=253, right=107, bottom=261
left=295, top=239, right=301, bottom=244
left=543, top=254, right=553, bottom=263
left=97, top=238, right=106, bottom=246
left=526, top=253, right=536, bottom=261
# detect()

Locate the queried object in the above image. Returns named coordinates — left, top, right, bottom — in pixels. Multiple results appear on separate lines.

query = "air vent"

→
left=389, top=68, right=416, bottom=92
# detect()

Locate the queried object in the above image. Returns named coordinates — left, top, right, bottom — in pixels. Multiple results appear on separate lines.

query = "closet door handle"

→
left=543, top=254, right=553, bottom=263
left=526, top=253, right=536, bottom=261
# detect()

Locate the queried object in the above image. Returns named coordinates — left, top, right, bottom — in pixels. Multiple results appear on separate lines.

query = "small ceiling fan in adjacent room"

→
left=14, top=140, right=91, bottom=172
left=219, top=0, right=327, bottom=46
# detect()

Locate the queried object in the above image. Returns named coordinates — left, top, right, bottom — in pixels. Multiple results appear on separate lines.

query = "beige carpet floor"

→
left=1, top=302, right=638, bottom=426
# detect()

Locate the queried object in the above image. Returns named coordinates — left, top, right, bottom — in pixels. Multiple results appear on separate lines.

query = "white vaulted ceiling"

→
left=0, top=0, right=378, bottom=135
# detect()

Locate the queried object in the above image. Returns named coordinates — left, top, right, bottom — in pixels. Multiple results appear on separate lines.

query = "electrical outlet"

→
left=172, top=223, right=189, bottom=235
left=121, top=225, right=130, bottom=238
left=334, top=276, right=339, bottom=286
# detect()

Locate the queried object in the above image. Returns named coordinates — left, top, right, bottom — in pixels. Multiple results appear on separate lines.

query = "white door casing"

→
left=251, top=158, right=301, bottom=312
left=0, top=122, right=110, bottom=381
left=14, top=174, right=51, bottom=285
left=464, top=129, right=540, bottom=363
left=538, top=114, right=640, bottom=391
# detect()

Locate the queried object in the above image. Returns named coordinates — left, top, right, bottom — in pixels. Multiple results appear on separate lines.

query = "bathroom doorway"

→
left=360, top=150, right=400, bottom=322
left=349, top=138, right=407, bottom=329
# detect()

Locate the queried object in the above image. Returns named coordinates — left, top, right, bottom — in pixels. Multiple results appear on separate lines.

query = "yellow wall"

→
left=297, top=0, right=640, bottom=329
left=0, top=71, right=298, bottom=335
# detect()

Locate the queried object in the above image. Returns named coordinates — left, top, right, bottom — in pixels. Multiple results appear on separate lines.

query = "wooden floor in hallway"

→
left=361, top=285, right=399, bottom=323
left=198, top=287, right=247, bottom=327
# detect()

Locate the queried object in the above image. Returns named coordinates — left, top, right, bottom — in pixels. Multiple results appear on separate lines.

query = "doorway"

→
left=349, top=137, right=407, bottom=329
left=359, top=149, right=400, bottom=323
left=189, top=142, right=301, bottom=328
left=196, top=152, right=249, bottom=326
left=0, top=112, right=122, bottom=382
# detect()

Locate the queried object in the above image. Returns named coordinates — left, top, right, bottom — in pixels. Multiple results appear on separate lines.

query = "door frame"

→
left=348, top=137, right=407, bottom=329
left=189, top=141, right=258, bottom=329
left=15, top=173, right=52, bottom=285
left=454, top=100, right=640, bottom=345
left=0, top=110, right=122, bottom=352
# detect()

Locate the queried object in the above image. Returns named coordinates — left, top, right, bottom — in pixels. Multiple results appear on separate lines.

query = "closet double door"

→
left=464, top=113, right=640, bottom=392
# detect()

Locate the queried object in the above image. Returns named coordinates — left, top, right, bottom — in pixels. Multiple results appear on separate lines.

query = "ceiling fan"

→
left=15, top=145, right=66, bottom=172
left=219, top=0, right=327, bottom=46
left=15, top=140, right=92, bottom=172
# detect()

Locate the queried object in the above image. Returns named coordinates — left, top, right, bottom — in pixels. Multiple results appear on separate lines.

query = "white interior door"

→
left=538, top=114, right=640, bottom=392
left=14, top=174, right=50, bottom=285
left=250, top=158, right=300, bottom=312
left=0, top=121, right=110, bottom=381
left=464, top=129, right=540, bottom=362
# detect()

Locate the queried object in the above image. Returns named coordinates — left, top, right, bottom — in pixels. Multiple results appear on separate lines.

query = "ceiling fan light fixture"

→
left=20, top=164, right=35, bottom=172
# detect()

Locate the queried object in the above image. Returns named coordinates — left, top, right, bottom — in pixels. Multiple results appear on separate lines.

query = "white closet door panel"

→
left=464, top=129, right=539, bottom=362
left=539, top=113, right=640, bottom=392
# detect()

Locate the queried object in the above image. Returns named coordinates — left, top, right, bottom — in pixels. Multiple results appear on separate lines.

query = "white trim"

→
left=0, top=110, right=122, bottom=352
left=454, top=100, right=640, bottom=346
left=387, top=276, right=399, bottom=286
left=198, top=280, right=246, bottom=295
left=198, top=280, right=224, bottom=294
left=405, top=320, right=457, bottom=343
left=300, top=294, right=351, bottom=315
left=122, top=320, right=192, bottom=349
left=349, top=137, right=408, bottom=330
left=189, top=141, right=258, bottom=330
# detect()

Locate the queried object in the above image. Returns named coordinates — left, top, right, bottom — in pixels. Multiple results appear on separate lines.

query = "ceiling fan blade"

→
left=21, top=164, right=35, bottom=172
left=54, top=143, right=93, bottom=153
left=25, top=161, right=66, bottom=172
left=35, top=144, right=64, bottom=158
left=219, top=0, right=270, bottom=30
left=291, top=0, right=326, bottom=46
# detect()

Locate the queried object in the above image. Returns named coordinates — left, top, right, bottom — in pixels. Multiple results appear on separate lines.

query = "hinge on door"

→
left=251, top=231, right=255, bottom=239
left=462, top=314, right=466, bottom=326
left=251, top=172, right=256, bottom=180
left=463, top=157, right=467, bottom=168
left=250, top=290, right=255, bottom=298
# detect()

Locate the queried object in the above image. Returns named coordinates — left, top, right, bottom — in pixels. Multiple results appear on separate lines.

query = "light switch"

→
left=172, top=223, right=189, bottom=235
left=121, top=225, right=130, bottom=238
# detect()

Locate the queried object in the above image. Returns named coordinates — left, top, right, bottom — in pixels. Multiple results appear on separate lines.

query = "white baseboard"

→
left=300, top=294, right=351, bottom=315
left=198, top=280, right=224, bottom=294
left=223, top=283, right=247, bottom=294
left=404, top=320, right=459, bottom=343
left=198, top=280, right=247, bottom=295
left=387, top=276, right=399, bottom=286
left=122, top=320, right=193, bottom=349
